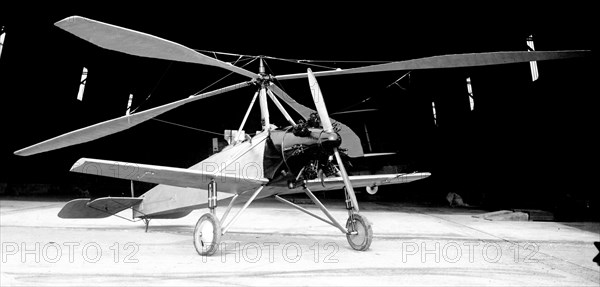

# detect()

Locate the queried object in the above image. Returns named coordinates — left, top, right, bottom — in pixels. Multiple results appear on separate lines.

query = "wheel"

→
left=193, top=213, right=221, bottom=256
left=346, top=213, right=373, bottom=251
left=366, top=185, right=379, bottom=195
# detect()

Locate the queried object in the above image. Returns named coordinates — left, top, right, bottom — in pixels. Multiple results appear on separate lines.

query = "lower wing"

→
left=70, top=158, right=269, bottom=194
left=304, top=172, right=431, bottom=192
left=60, top=158, right=269, bottom=219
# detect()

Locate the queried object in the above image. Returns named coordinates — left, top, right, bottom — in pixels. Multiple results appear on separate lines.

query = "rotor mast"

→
left=258, top=57, right=270, bottom=131
left=235, top=56, right=298, bottom=143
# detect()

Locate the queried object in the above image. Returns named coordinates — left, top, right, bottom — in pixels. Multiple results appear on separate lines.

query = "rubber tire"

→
left=366, top=185, right=379, bottom=195
left=193, top=213, right=221, bottom=256
left=346, top=213, right=373, bottom=251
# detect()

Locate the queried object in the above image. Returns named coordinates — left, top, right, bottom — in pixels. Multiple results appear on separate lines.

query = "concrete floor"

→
left=1, top=198, right=598, bottom=286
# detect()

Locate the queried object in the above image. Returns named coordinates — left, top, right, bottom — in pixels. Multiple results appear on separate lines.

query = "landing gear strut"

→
left=193, top=181, right=265, bottom=256
left=344, top=187, right=372, bottom=251
left=275, top=184, right=373, bottom=252
left=194, top=180, right=221, bottom=256
left=143, top=218, right=151, bottom=233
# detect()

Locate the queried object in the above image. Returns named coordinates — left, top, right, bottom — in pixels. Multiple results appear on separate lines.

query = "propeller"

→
left=306, top=68, right=359, bottom=212
left=267, top=84, right=364, bottom=157
left=55, top=16, right=258, bottom=79
left=14, top=81, right=251, bottom=156
left=275, top=50, right=590, bottom=80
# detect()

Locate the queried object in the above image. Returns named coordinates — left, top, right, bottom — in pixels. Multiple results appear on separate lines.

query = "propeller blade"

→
left=307, top=68, right=333, bottom=132
left=308, top=68, right=359, bottom=211
left=55, top=16, right=258, bottom=79
left=14, top=81, right=251, bottom=156
left=275, top=50, right=590, bottom=80
left=267, top=84, right=364, bottom=157
left=334, top=147, right=359, bottom=213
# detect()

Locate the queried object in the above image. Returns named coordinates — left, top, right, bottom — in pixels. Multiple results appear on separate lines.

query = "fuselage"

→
left=133, top=126, right=344, bottom=218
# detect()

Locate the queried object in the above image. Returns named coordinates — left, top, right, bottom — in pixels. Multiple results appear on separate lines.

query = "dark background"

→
left=0, top=4, right=595, bottom=219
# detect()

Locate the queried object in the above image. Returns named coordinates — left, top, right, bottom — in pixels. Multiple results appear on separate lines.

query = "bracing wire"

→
left=264, top=55, right=339, bottom=70
left=193, top=49, right=258, bottom=59
left=130, top=62, right=173, bottom=114
left=193, top=49, right=392, bottom=65
left=132, top=48, right=393, bottom=136
left=261, top=59, right=293, bottom=110
left=193, top=56, right=258, bottom=96
left=142, top=56, right=259, bottom=137
left=152, top=117, right=259, bottom=138
left=262, top=59, right=314, bottom=120
left=333, top=97, right=374, bottom=114
left=263, top=55, right=392, bottom=65
left=152, top=118, right=226, bottom=136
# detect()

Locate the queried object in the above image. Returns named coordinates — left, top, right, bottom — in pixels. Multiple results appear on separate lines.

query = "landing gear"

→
left=193, top=180, right=265, bottom=256
left=346, top=213, right=372, bottom=251
left=194, top=180, right=222, bottom=256
left=275, top=184, right=373, bottom=252
left=193, top=213, right=221, bottom=256
left=344, top=187, right=372, bottom=251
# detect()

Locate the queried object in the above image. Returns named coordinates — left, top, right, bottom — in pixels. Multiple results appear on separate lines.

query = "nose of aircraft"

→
left=318, top=130, right=342, bottom=149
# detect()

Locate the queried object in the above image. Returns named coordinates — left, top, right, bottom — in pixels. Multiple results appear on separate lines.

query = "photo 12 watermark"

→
left=399, top=241, right=540, bottom=264
left=201, top=241, right=339, bottom=264
left=1, top=241, right=139, bottom=264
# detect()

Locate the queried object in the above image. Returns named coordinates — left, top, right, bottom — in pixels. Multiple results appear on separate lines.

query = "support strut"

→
left=221, top=186, right=264, bottom=235
left=220, top=194, right=239, bottom=224
left=208, top=180, right=217, bottom=216
left=334, top=148, right=359, bottom=213
left=143, top=218, right=150, bottom=233
left=275, top=195, right=348, bottom=234
left=266, top=89, right=296, bottom=127
left=344, top=187, right=357, bottom=232
left=259, top=88, right=270, bottom=130
left=235, top=90, right=259, bottom=142
left=303, top=187, right=352, bottom=234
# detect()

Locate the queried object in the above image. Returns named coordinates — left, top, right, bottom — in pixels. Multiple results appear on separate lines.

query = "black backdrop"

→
left=0, top=5, right=595, bottom=217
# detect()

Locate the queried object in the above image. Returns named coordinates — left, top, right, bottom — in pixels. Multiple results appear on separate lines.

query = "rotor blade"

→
left=275, top=50, right=590, bottom=80
left=55, top=16, right=258, bottom=79
left=307, top=68, right=333, bottom=132
left=14, top=81, right=251, bottom=156
left=334, top=147, right=359, bottom=213
left=267, top=84, right=364, bottom=157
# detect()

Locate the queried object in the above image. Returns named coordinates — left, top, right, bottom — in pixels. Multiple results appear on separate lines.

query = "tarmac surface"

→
left=1, top=197, right=599, bottom=286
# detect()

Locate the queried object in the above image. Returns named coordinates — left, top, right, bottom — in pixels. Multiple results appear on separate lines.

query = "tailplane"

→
left=58, top=197, right=142, bottom=219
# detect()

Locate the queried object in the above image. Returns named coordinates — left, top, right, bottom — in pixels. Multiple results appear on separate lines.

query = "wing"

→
left=70, top=158, right=269, bottom=194
left=55, top=16, right=258, bottom=79
left=304, top=172, right=431, bottom=192
left=58, top=197, right=142, bottom=218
